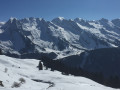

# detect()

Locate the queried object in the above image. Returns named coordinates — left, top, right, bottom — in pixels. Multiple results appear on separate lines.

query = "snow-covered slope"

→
left=0, top=17, right=120, bottom=58
left=0, top=55, right=117, bottom=90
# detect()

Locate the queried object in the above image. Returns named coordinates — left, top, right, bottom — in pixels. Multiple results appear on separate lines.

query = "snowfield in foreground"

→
left=0, top=55, right=119, bottom=90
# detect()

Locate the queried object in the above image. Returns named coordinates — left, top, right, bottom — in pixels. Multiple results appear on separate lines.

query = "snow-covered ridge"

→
left=0, top=17, right=120, bottom=58
left=0, top=55, right=117, bottom=90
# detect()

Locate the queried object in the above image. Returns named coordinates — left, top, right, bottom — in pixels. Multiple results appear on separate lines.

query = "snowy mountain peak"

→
left=52, top=17, right=65, bottom=23
left=8, top=17, right=17, bottom=23
left=99, top=18, right=109, bottom=24
left=4, top=18, right=18, bottom=27
left=1, top=18, right=19, bottom=31
left=74, top=18, right=94, bottom=28
left=74, top=18, right=85, bottom=22
left=10, top=17, right=17, bottom=20
left=57, top=17, right=65, bottom=21
left=20, top=17, right=45, bottom=23
left=74, top=18, right=87, bottom=24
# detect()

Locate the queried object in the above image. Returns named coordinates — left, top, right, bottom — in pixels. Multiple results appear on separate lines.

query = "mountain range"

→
left=0, top=17, right=120, bottom=58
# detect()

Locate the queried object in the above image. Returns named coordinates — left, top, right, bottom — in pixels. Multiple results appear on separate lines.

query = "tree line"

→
left=39, top=56, right=120, bottom=88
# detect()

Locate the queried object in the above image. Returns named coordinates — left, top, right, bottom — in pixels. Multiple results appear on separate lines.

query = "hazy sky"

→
left=0, top=0, right=120, bottom=21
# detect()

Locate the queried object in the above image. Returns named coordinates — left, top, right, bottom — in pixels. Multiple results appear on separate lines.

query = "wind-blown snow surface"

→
left=0, top=17, right=120, bottom=58
left=0, top=55, right=117, bottom=90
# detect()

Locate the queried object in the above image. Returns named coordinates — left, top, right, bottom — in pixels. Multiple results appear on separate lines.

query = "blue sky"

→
left=0, top=0, right=120, bottom=21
